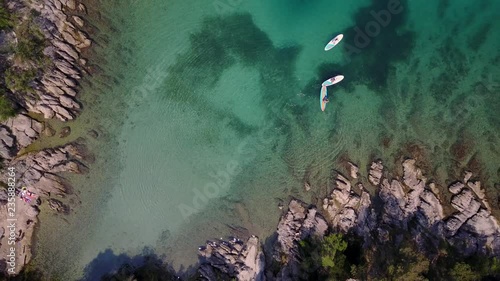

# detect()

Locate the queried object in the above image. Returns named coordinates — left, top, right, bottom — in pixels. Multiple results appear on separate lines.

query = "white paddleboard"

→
left=320, top=86, right=328, bottom=112
left=322, top=75, right=344, bottom=87
left=324, top=34, right=343, bottom=51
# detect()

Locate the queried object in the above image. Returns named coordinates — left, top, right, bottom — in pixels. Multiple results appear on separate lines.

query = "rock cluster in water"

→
left=196, top=158, right=500, bottom=281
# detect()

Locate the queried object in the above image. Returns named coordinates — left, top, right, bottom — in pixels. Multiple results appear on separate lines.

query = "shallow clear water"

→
left=32, top=0, right=499, bottom=279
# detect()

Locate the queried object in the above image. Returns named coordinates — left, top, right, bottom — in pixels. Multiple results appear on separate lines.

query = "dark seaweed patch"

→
left=429, top=37, right=470, bottom=103
left=468, top=23, right=492, bottom=52
left=158, top=13, right=302, bottom=139
left=335, top=0, right=415, bottom=91
left=437, top=0, right=450, bottom=19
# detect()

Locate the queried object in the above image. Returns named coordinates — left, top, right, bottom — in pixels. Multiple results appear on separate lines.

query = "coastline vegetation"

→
left=0, top=2, right=50, bottom=121
left=297, top=233, right=352, bottom=280
left=1, top=232, right=499, bottom=280
left=300, top=232, right=500, bottom=281
left=0, top=4, right=11, bottom=29
left=0, top=88, right=15, bottom=120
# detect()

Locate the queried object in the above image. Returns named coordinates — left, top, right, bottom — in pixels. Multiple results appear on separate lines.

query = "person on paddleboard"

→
left=323, top=96, right=329, bottom=103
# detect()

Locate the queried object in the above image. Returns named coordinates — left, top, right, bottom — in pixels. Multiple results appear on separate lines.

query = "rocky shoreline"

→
left=0, top=0, right=91, bottom=275
left=197, top=159, right=500, bottom=280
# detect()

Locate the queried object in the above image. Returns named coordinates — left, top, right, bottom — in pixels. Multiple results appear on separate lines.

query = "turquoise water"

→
left=32, top=0, right=499, bottom=279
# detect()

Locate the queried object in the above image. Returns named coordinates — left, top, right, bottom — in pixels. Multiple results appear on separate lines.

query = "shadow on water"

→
left=159, top=13, right=303, bottom=140
left=336, top=0, right=415, bottom=92
left=80, top=247, right=196, bottom=281
left=81, top=248, right=151, bottom=280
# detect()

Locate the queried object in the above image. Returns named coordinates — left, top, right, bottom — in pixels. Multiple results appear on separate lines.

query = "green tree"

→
left=0, top=3, right=11, bottom=29
left=298, top=233, right=351, bottom=280
left=4, top=67, right=36, bottom=93
left=320, top=233, right=348, bottom=270
left=13, top=19, right=47, bottom=64
left=450, top=262, right=480, bottom=281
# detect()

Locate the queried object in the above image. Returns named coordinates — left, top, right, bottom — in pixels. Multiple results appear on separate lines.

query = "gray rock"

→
left=468, top=181, right=486, bottom=200
left=277, top=199, right=327, bottom=258
left=0, top=126, right=16, bottom=159
left=78, top=3, right=87, bottom=13
left=65, top=0, right=76, bottom=10
left=464, top=209, right=499, bottom=236
left=36, top=104, right=56, bottom=119
left=380, top=179, right=406, bottom=226
left=0, top=143, right=85, bottom=197
left=348, top=162, right=359, bottom=179
left=59, top=95, right=80, bottom=109
left=54, top=59, right=79, bottom=78
left=402, top=159, right=421, bottom=188
left=368, top=160, right=383, bottom=185
left=87, top=130, right=99, bottom=139
left=53, top=105, right=75, bottom=121
left=0, top=189, right=8, bottom=202
left=199, top=236, right=265, bottom=281
left=464, top=171, right=473, bottom=183
left=43, top=124, right=56, bottom=137
left=419, top=190, right=444, bottom=225
left=449, top=181, right=465, bottom=194
left=53, top=39, right=79, bottom=60
left=48, top=198, right=69, bottom=214
left=3, top=114, right=43, bottom=149
left=451, top=189, right=481, bottom=215
left=76, top=31, right=91, bottom=48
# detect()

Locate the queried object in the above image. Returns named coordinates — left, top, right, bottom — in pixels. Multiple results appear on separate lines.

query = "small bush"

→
left=298, top=233, right=351, bottom=280
left=5, top=67, right=36, bottom=93
left=13, top=19, right=47, bottom=64
left=0, top=4, right=11, bottom=29
left=0, top=91, right=16, bottom=121
left=450, top=262, right=480, bottom=281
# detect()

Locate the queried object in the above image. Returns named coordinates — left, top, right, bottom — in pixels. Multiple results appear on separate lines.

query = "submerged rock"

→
left=48, top=198, right=70, bottom=214
left=59, top=126, right=71, bottom=138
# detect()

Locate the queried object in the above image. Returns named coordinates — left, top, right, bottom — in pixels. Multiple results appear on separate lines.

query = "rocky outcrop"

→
left=9, top=0, right=90, bottom=121
left=194, top=158, right=500, bottom=280
left=323, top=175, right=373, bottom=236
left=3, top=143, right=86, bottom=197
left=273, top=199, right=328, bottom=281
left=0, top=0, right=93, bottom=275
left=198, top=236, right=265, bottom=281
left=0, top=143, right=86, bottom=274
left=276, top=200, right=328, bottom=256
left=196, top=199, right=329, bottom=281
left=323, top=158, right=500, bottom=256
left=0, top=114, right=44, bottom=159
